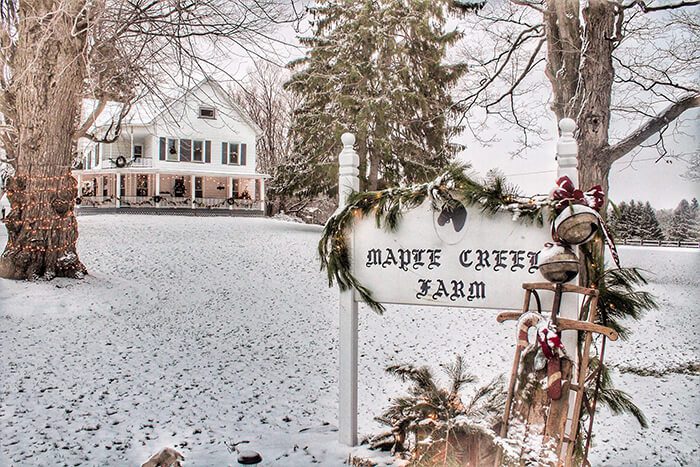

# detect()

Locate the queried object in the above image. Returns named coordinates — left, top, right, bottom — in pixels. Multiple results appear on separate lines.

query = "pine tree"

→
left=611, top=201, right=629, bottom=239
left=691, top=198, right=700, bottom=240
left=667, top=199, right=696, bottom=242
left=629, top=200, right=642, bottom=238
left=641, top=202, right=663, bottom=240
left=277, top=0, right=466, bottom=201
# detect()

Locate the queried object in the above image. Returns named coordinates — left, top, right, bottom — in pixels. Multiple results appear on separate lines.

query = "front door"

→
left=194, top=177, right=203, bottom=199
left=137, top=175, right=148, bottom=197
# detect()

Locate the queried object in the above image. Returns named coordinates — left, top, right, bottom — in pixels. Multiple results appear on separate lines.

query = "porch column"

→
left=155, top=173, right=161, bottom=208
left=115, top=172, right=121, bottom=208
left=191, top=174, right=196, bottom=208
left=259, top=177, right=265, bottom=213
left=76, top=173, right=82, bottom=197
left=229, top=176, right=234, bottom=211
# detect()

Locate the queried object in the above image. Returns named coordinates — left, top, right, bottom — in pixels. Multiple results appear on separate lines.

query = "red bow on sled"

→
left=537, top=327, right=564, bottom=359
left=550, top=176, right=604, bottom=212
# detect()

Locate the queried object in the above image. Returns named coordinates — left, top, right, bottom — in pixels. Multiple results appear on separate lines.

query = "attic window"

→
left=199, top=106, right=216, bottom=119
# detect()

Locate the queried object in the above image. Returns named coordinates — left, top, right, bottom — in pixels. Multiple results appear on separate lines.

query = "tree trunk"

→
left=0, top=1, right=88, bottom=280
left=544, top=0, right=616, bottom=289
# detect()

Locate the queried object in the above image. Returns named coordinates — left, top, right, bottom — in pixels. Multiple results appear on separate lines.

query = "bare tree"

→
left=0, top=0, right=301, bottom=280
left=456, top=0, right=699, bottom=196
left=231, top=61, right=297, bottom=175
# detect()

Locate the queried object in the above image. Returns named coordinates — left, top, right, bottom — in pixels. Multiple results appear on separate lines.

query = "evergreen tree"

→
left=640, top=202, right=664, bottom=240
left=627, top=200, right=642, bottom=239
left=691, top=198, right=700, bottom=240
left=277, top=0, right=466, bottom=201
left=667, top=199, right=696, bottom=242
left=608, top=201, right=626, bottom=239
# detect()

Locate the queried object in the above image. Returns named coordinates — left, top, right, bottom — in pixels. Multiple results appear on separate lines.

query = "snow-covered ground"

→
left=0, top=215, right=698, bottom=466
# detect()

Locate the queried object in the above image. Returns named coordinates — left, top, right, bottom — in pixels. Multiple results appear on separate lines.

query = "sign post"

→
left=338, top=133, right=360, bottom=446
left=555, top=118, right=581, bottom=455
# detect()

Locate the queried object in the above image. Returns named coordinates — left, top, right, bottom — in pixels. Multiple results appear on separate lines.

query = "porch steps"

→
left=76, top=207, right=264, bottom=217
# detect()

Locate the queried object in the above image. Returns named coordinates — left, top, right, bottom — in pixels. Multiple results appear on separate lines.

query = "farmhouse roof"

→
left=81, top=77, right=263, bottom=137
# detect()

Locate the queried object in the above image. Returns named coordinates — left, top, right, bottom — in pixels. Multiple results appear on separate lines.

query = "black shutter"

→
left=205, top=141, right=211, bottom=163
left=221, top=142, right=227, bottom=164
left=159, top=137, right=166, bottom=160
left=180, top=139, right=191, bottom=162
left=241, top=143, right=247, bottom=166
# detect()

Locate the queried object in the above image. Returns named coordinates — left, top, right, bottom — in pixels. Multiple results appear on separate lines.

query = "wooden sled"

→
left=495, top=282, right=618, bottom=466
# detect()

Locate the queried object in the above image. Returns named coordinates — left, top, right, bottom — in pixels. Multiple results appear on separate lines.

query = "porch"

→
left=74, top=173, right=266, bottom=212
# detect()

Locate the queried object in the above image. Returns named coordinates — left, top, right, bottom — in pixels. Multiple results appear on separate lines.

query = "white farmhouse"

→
left=74, top=78, right=267, bottom=213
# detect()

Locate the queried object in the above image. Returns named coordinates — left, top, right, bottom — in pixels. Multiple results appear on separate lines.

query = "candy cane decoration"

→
left=517, top=312, right=542, bottom=350
left=516, top=312, right=565, bottom=400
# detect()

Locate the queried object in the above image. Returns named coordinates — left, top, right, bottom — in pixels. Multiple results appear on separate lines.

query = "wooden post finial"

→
left=556, top=118, right=578, bottom=185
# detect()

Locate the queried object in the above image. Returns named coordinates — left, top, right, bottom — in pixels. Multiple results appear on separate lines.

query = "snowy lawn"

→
left=1, top=215, right=698, bottom=466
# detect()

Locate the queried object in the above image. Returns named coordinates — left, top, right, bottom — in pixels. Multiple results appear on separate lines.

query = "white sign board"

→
left=352, top=200, right=553, bottom=311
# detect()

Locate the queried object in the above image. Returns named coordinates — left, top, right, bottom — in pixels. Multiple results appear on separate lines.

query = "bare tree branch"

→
left=604, top=92, right=700, bottom=162
left=622, top=0, right=700, bottom=13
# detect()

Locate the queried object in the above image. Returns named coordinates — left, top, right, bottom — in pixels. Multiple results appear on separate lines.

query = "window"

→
left=180, top=139, right=191, bottom=162
left=133, top=144, right=143, bottom=159
left=193, top=140, right=204, bottom=162
left=102, top=176, right=109, bottom=197
left=228, top=143, right=239, bottom=165
left=222, top=142, right=247, bottom=165
left=166, top=138, right=178, bottom=161
left=160, top=137, right=210, bottom=162
left=199, top=106, right=216, bottom=119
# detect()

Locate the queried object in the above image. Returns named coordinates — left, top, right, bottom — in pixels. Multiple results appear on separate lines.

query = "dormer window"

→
left=199, top=106, right=216, bottom=119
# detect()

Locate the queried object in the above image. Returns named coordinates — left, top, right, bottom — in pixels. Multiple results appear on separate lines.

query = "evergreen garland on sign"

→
left=318, top=163, right=554, bottom=312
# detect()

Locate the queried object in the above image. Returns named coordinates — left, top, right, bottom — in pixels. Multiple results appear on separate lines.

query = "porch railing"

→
left=79, top=196, right=116, bottom=207
left=120, top=196, right=155, bottom=207
left=100, top=157, right=153, bottom=169
left=77, top=195, right=263, bottom=211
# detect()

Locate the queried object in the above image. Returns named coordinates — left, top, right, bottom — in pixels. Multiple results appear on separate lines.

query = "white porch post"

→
left=76, top=173, right=82, bottom=197
left=229, top=176, right=234, bottom=210
left=115, top=173, right=121, bottom=208
left=259, top=177, right=266, bottom=213
left=338, top=133, right=360, bottom=446
left=191, top=174, right=196, bottom=208
left=556, top=118, right=580, bottom=457
left=155, top=173, right=161, bottom=208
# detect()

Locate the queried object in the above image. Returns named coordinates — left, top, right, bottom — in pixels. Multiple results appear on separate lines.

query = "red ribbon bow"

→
left=550, top=176, right=604, bottom=212
left=537, top=327, right=564, bottom=360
